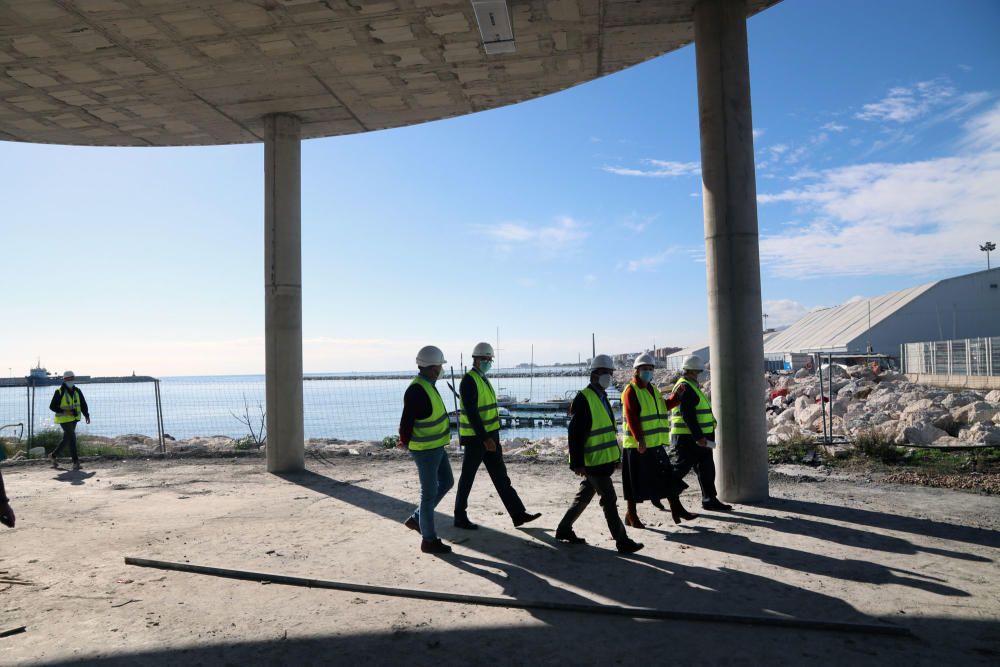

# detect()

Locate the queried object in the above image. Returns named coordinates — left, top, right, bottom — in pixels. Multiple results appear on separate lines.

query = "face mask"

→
left=597, top=373, right=613, bottom=389
left=479, top=361, right=492, bottom=375
left=65, top=381, right=74, bottom=389
left=638, top=370, right=654, bottom=383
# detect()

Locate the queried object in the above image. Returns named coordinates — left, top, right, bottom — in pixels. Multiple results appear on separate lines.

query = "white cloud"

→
left=758, top=101, right=1000, bottom=278
left=624, top=250, right=672, bottom=272
left=481, top=215, right=588, bottom=250
left=762, top=299, right=810, bottom=328
left=822, top=122, right=847, bottom=132
left=689, top=192, right=701, bottom=198
left=603, top=159, right=700, bottom=178
left=753, top=128, right=765, bottom=139
left=621, top=211, right=657, bottom=233
left=854, top=79, right=988, bottom=128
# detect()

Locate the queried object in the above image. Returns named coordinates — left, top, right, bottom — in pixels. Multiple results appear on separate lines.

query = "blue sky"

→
left=2, top=0, right=998, bottom=376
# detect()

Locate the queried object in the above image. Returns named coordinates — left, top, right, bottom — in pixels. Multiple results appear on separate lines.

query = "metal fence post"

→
left=154, top=379, right=165, bottom=454
left=947, top=340, right=952, bottom=376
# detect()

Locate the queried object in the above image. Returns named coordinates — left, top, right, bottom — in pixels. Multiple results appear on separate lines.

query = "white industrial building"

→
left=665, top=268, right=1000, bottom=369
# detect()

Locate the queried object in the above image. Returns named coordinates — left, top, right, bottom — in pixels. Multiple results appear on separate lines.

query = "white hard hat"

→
left=633, top=353, right=656, bottom=369
left=62, top=370, right=75, bottom=379
left=682, top=355, right=705, bottom=371
left=472, top=342, right=494, bottom=358
left=415, top=345, right=447, bottom=367
left=590, top=354, right=615, bottom=371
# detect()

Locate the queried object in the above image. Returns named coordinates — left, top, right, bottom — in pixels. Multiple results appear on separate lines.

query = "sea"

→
left=0, top=368, right=598, bottom=443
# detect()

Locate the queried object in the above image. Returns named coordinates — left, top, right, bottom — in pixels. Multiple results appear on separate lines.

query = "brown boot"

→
left=667, top=495, right=698, bottom=525
left=623, top=510, right=645, bottom=529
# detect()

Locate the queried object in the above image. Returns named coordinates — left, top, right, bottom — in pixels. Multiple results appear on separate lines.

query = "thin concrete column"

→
left=264, top=113, right=305, bottom=473
left=694, top=0, right=768, bottom=502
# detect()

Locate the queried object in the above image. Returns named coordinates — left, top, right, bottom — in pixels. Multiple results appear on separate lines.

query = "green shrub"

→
left=381, top=435, right=400, bottom=450
left=768, top=434, right=820, bottom=464
left=853, top=430, right=902, bottom=464
left=27, top=429, right=63, bottom=452
left=234, top=436, right=262, bottom=451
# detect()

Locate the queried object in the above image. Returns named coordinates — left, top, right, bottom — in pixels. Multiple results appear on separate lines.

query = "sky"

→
left=1, top=0, right=998, bottom=376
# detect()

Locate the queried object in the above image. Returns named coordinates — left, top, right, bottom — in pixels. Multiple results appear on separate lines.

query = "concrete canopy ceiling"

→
left=0, top=0, right=779, bottom=147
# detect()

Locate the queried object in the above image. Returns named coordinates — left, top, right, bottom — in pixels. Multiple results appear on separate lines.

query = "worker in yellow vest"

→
left=669, top=355, right=732, bottom=511
left=453, top=342, right=541, bottom=530
left=398, top=346, right=455, bottom=554
left=555, top=355, right=643, bottom=554
left=48, top=370, right=91, bottom=471
left=621, top=353, right=698, bottom=529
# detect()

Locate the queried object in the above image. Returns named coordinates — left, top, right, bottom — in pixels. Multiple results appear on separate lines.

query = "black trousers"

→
left=557, top=472, right=628, bottom=544
left=454, top=436, right=527, bottom=521
left=670, top=438, right=718, bottom=502
left=52, top=421, right=79, bottom=464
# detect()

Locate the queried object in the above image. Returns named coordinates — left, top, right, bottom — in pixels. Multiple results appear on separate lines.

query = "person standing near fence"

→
left=0, top=469, right=14, bottom=528
left=398, top=346, right=455, bottom=555
left=49, top=370, right=90, bottom=471
left=453, top=342, right=541, bottom=531
left=555, top=354, right=643, bottom=554
left=621, top=353, right=697, bottom=529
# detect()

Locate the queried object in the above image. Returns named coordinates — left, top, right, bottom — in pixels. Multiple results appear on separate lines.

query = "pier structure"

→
left=2, top=0, right=777, bottom=501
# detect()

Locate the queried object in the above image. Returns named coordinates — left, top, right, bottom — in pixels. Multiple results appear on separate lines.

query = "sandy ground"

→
left=1, top=453, right=998, bottom=666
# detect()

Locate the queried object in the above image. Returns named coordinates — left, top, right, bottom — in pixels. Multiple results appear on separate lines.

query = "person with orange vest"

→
left=621, top=353, right=698, bottom=529
left=397, top=346, right=455, bottom=554
left=555, top=355, right=643, bottom=554
left=48, top=370, right=91, bottom=471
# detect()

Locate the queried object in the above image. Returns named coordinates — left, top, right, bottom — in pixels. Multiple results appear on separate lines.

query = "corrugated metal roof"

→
left=763, top=280, right=937, bottom=354
left=667, top=343, right=709, bottom=360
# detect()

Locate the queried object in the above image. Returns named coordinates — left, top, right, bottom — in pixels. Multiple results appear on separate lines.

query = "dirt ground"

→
left=1, top=453, right=998, bottom=666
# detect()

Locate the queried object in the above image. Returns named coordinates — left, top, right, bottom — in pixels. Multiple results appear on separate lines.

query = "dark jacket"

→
left=49, top=384, right=90, bottom=420
left=567, top=383, right=618, bottom=476
left=459, top=368, right=492, bottom=442
left=0, top=469, right=7, bottom=503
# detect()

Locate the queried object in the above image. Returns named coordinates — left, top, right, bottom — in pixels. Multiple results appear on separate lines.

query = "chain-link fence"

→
left=901, top=337, right=999, bottom=376
left=1, top=367, right=599, bottom=458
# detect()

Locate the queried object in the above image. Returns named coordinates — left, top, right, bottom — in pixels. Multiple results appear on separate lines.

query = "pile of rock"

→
left=765, top=367, right=1000, bottom=447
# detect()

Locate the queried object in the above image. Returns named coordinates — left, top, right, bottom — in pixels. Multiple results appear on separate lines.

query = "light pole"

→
left=981, top=241, right=996, bottom=270
left=763, top=312, right=769, bottom=332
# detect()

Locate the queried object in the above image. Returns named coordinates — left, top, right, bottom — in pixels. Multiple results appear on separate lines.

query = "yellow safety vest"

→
left=622, top=382, right=670, bottom=449
left=459, top=369, right=500, bottom=438
left=578, top=387, right=620, bottom=467
left=669, top=377, right=716, bottom=436
left=408, top=375, right=451, bottom=451
left=54, top=387, right=82, bottom=424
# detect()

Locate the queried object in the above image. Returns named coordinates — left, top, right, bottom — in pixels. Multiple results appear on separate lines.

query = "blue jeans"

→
left=409, top=446, right=454, bottom=540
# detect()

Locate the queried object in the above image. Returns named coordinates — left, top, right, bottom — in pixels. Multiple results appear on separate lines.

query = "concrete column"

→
left=694, top=0, right=768, bottom=502
left=264, top=114, right=305, bottom=473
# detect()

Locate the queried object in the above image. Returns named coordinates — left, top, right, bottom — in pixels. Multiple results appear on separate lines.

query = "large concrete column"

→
left=694, top=0, right=768, bottom=502
left=264, top=114, right=305, bottom=473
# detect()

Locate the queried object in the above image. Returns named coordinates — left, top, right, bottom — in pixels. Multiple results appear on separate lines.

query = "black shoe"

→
left=617, top=539, right=644, bottom=554
left=404, top=516, right=420, bottom=532
left=49, top=453, right=59, bottom=469
left=421, top=538, right=452, bottom=554
left=72, top=463, right=82, bottom=471
left=454, top=517, right=479, bottom=530
left=513, top=512, right=541, bottom=527
left=650, top=499, right=666, bottom=511
left=555, top=529, right=586, bottom=544
left=702, top=498, right=733, bottom=512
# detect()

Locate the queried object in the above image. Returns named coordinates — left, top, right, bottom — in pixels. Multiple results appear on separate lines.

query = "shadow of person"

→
left=277, top=466, right=880, bottom=627
left=770, top=497, right=1000, bottom=550
left=668, top=526, right=970, bottom=597
left=695, top=511, right=992, bottom=562
left=55, top=470, right=95, bottom=486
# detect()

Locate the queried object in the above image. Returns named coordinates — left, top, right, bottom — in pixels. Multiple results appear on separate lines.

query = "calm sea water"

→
left=0, top=369, right=601, bottom=443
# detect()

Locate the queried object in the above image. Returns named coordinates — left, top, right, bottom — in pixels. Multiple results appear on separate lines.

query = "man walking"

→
left=0, top=469, right=14, bottom=528
left=669, top=355, right=732, bottom=512
left=453, top=342, right=540, bottom=530
left=555, top=354, right=643, bottom=554
left=398, top=346, right=455, bottom=554
left=49, top=370, right=90, bottom=471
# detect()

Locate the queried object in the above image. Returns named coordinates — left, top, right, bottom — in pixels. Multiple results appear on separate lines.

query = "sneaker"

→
left=453, top=517, right=478, bottom=530
left=403, top=516, right=420, bottom=532
left=616, top=539, right=644, bottom=554
left=420, top=538, right=452, bottom=554
left=702, top=498, right=733, bottom=512
left=555, top=529, right=586, bottom=544
left=513, top=512, right=541, bottom=527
